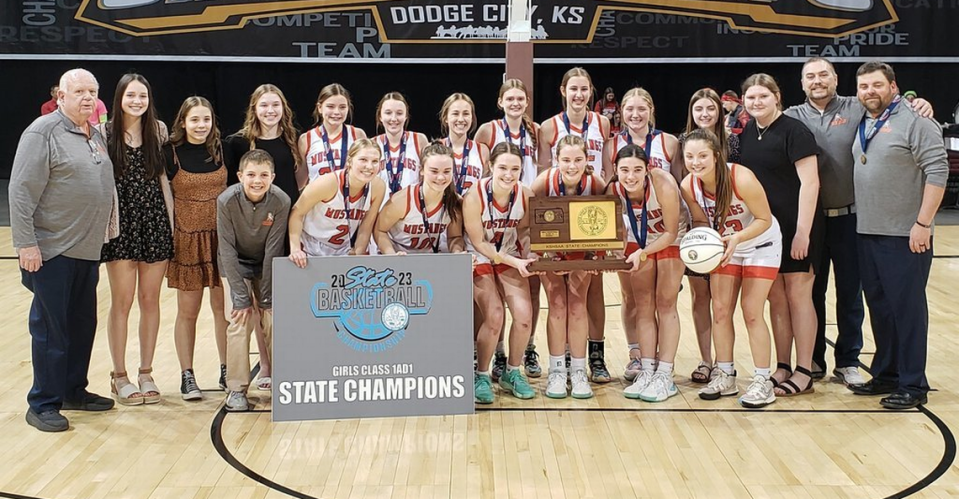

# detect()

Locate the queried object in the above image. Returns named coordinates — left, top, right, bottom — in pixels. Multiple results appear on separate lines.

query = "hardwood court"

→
left=1, top=226, right=959, bottom=499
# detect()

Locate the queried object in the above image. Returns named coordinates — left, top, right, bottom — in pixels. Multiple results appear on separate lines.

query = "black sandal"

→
left=771, top=362, right=792, bottom=388
left=775, top=365, right=816, bottom=397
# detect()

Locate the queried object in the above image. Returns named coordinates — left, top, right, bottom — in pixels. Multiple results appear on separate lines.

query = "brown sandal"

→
left=690, top=362, right=711, bottom=384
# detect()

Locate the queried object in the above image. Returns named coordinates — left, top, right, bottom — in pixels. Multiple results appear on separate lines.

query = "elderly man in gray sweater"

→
left=217, top=149, right=290, bottom=412
left=848, top=61, right=947, bottom=409
left=10, top=69, right=117, bottom=432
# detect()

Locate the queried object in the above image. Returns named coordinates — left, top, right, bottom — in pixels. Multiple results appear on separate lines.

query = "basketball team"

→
left=11, top=57, right=948, bottom=432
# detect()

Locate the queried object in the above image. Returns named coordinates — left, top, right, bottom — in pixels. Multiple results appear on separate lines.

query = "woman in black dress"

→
left=223, top=84, right=302, bottom=389
left=101, top=74, right=174, bottom=405
left=739, top=73, right=823, bottom=396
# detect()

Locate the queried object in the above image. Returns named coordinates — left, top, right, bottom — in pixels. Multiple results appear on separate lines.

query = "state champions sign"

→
left=272, top=254, right=474, bottom=422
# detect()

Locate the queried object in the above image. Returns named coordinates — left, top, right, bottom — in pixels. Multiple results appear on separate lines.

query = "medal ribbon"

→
left=622, top=179, right=649, bottom=249
left=383, top=133, right=407, bottom=194
left=858, top=94, right=902, bottom=157
left=417, top=185, right=443, bottom=254
left=342, top=171, right=368, bottom=248
left=486, top=179, right=517, bottom=253
left=502, top=119, right=527, bottom=180
left=446, top=137, right=471, bottom=195
left=321, top=126, right=349, bottom=172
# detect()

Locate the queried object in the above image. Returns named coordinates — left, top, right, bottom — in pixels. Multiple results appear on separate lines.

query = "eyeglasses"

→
left=87, top=139, right=102, bottom=165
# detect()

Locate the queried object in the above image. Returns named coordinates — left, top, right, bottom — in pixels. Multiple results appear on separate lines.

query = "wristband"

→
left=916, top=220, right=931, bottom=229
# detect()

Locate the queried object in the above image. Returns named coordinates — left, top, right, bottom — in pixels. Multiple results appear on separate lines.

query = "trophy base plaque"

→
left=528, top=195, right=629, bottom=272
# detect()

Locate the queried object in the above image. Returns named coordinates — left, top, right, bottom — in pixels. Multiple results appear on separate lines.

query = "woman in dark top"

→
left=222, top=83, right=302, bottom=389
left=165, top=95, right=229, bottom=401
left=224, top=84, right=305, bottom=207
left=101, top=73, right=173, bottom=406
left=673, top=87, right=741, bottom=385
left=739, top=73, right=823, bottom=397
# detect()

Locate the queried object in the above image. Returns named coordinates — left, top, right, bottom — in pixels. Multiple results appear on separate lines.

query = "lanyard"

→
left=558, top=171, right=585, bottom=196
left=485, top=179, right=516, bottom=252
left=417, top=186, right=443, bottom=253
left=342, top=171, right=368, bottom=248
left=621, top=128, right=660, bottom=155
left=502, top=119, right=527, bottom=178
left=858, top=94, right=902, bottom=156
left=562, top=111, right=589, bottom=140
left=321, top=125, right=349, bottom=172
left=696, top=177, right=719, bottom=231
left=383, top=133, right=407, bottom=194
left=446, top=137, right=471, bottom=195
left=621, top=180, right=649, bottom=249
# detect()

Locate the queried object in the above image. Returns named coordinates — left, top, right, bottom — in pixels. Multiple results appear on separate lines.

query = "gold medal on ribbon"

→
left=860, top=154, right=867, bottom=165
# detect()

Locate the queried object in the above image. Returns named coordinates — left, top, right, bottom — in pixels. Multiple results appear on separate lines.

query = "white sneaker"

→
left=225, top=391, right=249, bottom=412
left=833, top=367, right=865, bottom=387
left=624, top=370, right=653, bottom=399
left=739, top=375, right=776, bottom=408
left=570, top=369, right=593, bottom=399
left=545, top=371, right=568, bottom=399
left=698, top=369, right=738, bottom=400
left=624, top=359, right=642, bottom=382
left=639, top=372, right=679, bottom=402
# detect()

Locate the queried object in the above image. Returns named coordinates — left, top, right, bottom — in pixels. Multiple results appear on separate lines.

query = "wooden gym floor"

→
left=1, top=226, right=959, bottom=499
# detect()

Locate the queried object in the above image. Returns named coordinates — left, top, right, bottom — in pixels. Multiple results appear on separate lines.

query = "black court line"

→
left=0, top=492, right=47, bottom=499
left=932, top=255, right=959, bottom=259
left=209, top=340, right=955, bottom=499
left=824, top=338, right=956, bottom=499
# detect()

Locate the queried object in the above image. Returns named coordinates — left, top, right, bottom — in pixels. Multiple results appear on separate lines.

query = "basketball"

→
left=680, top=227, right=725, bottom=274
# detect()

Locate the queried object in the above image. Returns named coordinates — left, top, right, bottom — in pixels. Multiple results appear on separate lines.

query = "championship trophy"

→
left=527, top=195, right=631, bottom=272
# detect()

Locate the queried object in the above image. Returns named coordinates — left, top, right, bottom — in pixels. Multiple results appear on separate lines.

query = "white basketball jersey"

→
left=304, top=125, right=359, bottom=181
left=689, top=163, right=780, bottom=252
left=465, top=178, right=527, bottom=264
left=301, top=170, right=373, bottom=256
left=448, top=138, right=484, bottom=195
left=487, top=119, right=537, bottom=187
left=375, top=131, right=422, bottom=196
left=387, top=185, right=452, bottom=254
left=610, top=130, right=672, bottom=172
left=548, top=111, right=605, bottom=173
left=610, top=180, right=688, bottom=247
left=546, top=167, right=601, bottom=197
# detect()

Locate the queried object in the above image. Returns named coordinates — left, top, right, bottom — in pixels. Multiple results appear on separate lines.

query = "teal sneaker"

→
left=500, top=369, right=535, bottom=400
left=474, top=373, right=495, bottom=404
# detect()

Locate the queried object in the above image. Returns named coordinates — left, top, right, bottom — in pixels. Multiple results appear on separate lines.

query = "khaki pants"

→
left=225, top=279, right=272, bottom=393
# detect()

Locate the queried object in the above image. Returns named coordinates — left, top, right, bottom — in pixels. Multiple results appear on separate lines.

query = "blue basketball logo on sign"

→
left=311, top=265, right=433, bottom=352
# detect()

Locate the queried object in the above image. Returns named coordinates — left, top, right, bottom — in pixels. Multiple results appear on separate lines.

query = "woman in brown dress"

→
left=164, top=96, right=228, bottom=401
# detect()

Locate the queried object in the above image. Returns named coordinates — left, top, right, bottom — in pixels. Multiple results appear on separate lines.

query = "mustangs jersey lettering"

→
left=387, top=186, right=452, bottom=254
left=609, top=180, right=688, bottom=247
left=548, top=111, right=605, bottom=173
left=610, top=130, right=672, bottom=172
left=304, top=125, right=359, bottom=181
left=375, top=131, right=422, bottom=196
left=301, top=170, right=372, bottom=256
left=689, top=163, right=780, bottom=253
left=487, top=119, right=537, bottom=187
left=465, top=178, right=527, bottom=264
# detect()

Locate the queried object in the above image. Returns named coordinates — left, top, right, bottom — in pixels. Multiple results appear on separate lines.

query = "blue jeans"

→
left=858, top=234, right=932, bottom=396
left=21, top=256, right=100, bottom=413
left=813, top=212, right=865, bottom=370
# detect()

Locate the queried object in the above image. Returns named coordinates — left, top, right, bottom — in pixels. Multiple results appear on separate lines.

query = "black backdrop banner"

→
left=1, top=0, right=957, bottom=62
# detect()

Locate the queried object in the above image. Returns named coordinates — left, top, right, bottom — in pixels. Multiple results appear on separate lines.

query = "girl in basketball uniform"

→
left=374, top=142, right=465, bottom=254
left=298, top=84, right=367, bottom=183
left=164, top=96, right=229, bottom=400
left=288, top=139, right=387, bottom=263
left=463, top=142, right=537, bottom=404
left=605, top=144, right=687, bottom=402
left=680, top=128, right=782, bottom=409
left=532, top=135, right=606, bottom=399
left=374, top=92, right=429, bottom=199
left=474, top=79, right=543, bottom=379
left=538, top=68, right=612, bottom=384
left=603, top=87, right=680, bottom=181
left=674, top=88, right=741, bottom=385
left=439, top=93, right=487, bottom=195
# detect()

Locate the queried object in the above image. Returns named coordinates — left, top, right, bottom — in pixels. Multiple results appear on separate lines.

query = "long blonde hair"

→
left=238, top=84, right=301, bottom=171
left=497, top=79, right=538, bottom=149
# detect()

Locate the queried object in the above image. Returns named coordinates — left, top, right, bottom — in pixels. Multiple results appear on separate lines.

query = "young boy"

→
left=217, top=150, right=290, bottom=411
